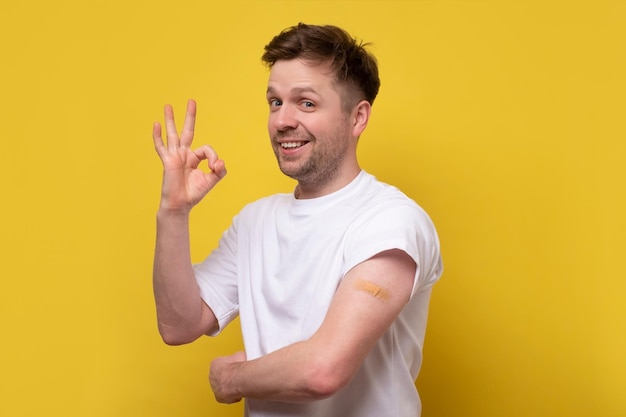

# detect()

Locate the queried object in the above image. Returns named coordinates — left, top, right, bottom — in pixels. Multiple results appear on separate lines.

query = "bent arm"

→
left=151, top=100, right=225, bottom=345
left=209, top=249, right=416, bottom=403
left=153, top=210, right=218, bottom=345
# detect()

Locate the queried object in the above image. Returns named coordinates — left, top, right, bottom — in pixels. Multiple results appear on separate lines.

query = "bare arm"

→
left=209, top=249, right=416, bottom=403
left=152, top=100, right=227, bottom=345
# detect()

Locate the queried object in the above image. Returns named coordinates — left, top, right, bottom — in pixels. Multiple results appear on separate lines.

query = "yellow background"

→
left=1, top=1, right=624, bottom=416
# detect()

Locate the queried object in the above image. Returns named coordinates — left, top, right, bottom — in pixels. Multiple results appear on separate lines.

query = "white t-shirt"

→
left=194, top=170, right=443, bottom=417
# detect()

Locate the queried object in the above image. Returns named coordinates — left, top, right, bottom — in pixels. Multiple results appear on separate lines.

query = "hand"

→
left=153, top=99, right=227, bottom=214
left=209, top=351, right=247, bottom=404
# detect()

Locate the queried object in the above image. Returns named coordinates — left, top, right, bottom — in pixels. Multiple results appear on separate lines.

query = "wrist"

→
left=156, top=205, right=191, bottom=222
left=157, top=200, right=192, bottom=216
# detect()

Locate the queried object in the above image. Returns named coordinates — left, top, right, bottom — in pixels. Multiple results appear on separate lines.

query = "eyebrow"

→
left=266, top=86, right=321, bottom=96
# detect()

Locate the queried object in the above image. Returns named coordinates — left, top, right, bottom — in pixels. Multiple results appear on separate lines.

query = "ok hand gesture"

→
left=153, top=100, right=227, bottom=214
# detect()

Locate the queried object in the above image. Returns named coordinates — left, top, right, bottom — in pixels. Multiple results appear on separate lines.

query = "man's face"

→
left=266, top=59, right=355, bottom=189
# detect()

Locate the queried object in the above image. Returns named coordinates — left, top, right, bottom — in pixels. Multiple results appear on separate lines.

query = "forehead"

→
left=267, top=59, right=338, bottom=95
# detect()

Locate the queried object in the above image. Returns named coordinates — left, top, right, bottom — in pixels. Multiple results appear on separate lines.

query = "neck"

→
left=294, top=165, right=361, bottom=199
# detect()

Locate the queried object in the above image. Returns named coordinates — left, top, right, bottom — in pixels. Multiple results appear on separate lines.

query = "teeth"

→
left=281, top=142, right=304, bottom=149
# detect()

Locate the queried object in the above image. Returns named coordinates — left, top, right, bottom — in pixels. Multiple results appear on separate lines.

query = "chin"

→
left=278, top=166, right=301, bottom=180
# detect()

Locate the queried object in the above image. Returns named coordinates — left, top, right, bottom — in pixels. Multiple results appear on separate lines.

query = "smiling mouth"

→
left=280, top=141, right=308, bottom=149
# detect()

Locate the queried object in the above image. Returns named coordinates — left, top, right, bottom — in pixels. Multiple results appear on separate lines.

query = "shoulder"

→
left=345, top=173, right=442, bottom=281
left=234, top=192, right=292, bottom=223
left=347, top=193, right=436, bottom=248
left=352, top=172, right=433, bottom=228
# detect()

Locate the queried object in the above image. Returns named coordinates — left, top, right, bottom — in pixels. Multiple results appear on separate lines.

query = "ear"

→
left=351, top=100, right=371, bottom=138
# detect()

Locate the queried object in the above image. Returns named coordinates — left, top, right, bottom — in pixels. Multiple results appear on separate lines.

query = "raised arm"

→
left=152, top=100, right=227, bottom=345
left=209, top=249, right=416, bottom=403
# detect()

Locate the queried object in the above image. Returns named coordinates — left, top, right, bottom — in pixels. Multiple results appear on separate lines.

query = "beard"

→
left=271, top=125, right=350, bottom=189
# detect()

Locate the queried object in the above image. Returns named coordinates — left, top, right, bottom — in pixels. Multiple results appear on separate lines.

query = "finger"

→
left=180, top=99, right=197, bottom=148
left=193, top=144, right=219, bottom=164
left=193, top=145, right=227, bottom=183
left=163, top=104, right=179, bottom=151
left=152, top=122, right=167, bottom=158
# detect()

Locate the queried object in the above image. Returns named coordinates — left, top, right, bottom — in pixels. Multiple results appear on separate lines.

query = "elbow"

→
left=157, top=323, right=199, bottom=346
left=156, top=307, right=216, bottom=346
left=304, top=360, right=353, bottom=400
left=160, top=333, right=189, bottom=346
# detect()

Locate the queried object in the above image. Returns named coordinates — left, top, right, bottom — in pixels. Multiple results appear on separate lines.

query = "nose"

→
left=271, top=104, right=298, bottom=131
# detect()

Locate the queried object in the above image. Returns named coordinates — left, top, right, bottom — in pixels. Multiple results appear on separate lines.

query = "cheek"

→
left=298, top=115, right=326, bottom=135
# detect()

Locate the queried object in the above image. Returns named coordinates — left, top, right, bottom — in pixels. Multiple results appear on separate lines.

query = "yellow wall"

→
left=1, top=1, right=624, bottom=416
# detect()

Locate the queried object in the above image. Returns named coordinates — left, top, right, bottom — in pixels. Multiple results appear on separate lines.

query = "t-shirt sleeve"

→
left=342, top=198, right=443, bottom=298
left=192, top=218, right=240, bottom=335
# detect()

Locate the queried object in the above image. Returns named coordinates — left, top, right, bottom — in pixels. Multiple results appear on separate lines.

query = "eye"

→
left=301, top=100, right=315, bottom=109
left=268, top=98, right=282, bottom=107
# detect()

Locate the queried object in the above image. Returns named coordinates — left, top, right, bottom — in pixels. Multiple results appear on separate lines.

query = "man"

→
left=152, top=23, right=443, bottom=417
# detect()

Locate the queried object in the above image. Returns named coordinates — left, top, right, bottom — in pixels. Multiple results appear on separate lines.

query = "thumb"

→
left=203, top=159, right=227, bottom=190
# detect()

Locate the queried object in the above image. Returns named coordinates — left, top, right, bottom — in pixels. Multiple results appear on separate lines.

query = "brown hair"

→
left=262, top=23, right=381, bottom=109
